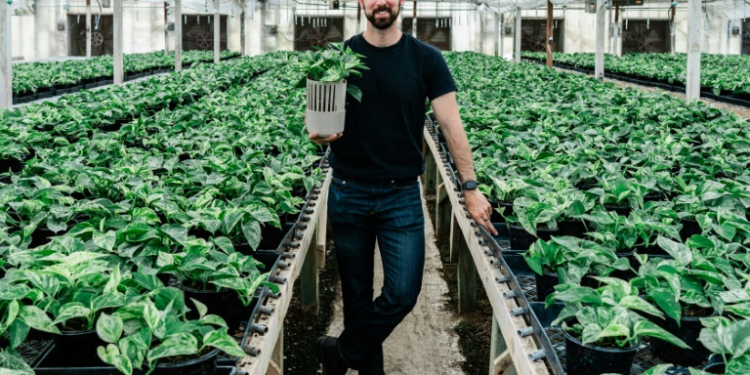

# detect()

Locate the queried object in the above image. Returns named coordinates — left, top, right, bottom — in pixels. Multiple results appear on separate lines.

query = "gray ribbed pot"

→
left=306, top=78, right=347, bottom=137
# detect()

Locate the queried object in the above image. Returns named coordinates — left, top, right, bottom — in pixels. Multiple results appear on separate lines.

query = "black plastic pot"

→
left=29, top=227, right=59, bottom=248
left=563, top=328, right=638, bottom=375
left=702, top=355, right=726, bottom=374
left=50, top=329, right=106, bottom=367
left=535, top=271, right=558, bottom=302
left=508, top=224, right=559, bottom=251
left=680, top=218, right=702, bottom=241
left=488, top=199, right=513, bottom=222
left=604, top=204, right=632, bottom=217
left=609, top=249, right=638, bottom=281
left=650, top=309, right=713, bottom=366
left=137, top=348, right=220, bottom=375
left=0, top=156, right=26, bottom=174
left=557, top=220, right=589, bottom=238
left=180, top=283, right=244, bottom=328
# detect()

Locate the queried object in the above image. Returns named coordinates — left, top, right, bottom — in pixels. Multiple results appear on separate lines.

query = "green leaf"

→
left=347, top=84, right=363, bottom=102
left=98, top=344, right=133, bottom=375
left=202, top=328, right=247, bottom=357
left=162, top=224, right=188, bottom=246
left=656, top=236, right=692, bottom=267
left=93, top=231, right=117, bottom=252
left=190, top=298, right=208, bottom=319
left=146, top=332, right=199, bottom=363
left=241, top=220, right=261, bottom=251
left=595, top=323, right=630, bottom=342
left=52, top=302, right=91, bottom=326
left=96, top=313, right=123, bottom=344
left=550, top=286, right=602, bottom=305
left=633, top=320, right=690, bottom=349
left=19, top=305, right=61, bottom=334
left=619, top=296, right=663, bottom=319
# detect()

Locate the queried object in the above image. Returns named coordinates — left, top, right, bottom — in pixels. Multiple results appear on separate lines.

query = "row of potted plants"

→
left=12, top=50, right=241, bottom=102
left=439, top=51, right=750, bottom=374
left=522, top=51, right=750, bottom=102
left=0, top=52, right=322, bottom=374
left=1, top=53, right=282, bottom=170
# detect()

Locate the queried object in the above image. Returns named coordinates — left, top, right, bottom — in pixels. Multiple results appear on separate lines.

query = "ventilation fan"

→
left=294, top=17, right=344, bottom=51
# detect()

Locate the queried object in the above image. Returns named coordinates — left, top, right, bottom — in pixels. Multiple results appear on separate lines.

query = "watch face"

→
left=465, top=181, right=478, bottom=190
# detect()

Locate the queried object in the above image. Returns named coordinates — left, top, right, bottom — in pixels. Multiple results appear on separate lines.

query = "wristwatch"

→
left=463, top=180, right=478, bottom=191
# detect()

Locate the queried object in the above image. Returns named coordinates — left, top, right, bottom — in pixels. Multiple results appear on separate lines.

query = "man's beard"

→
left=366, top=6, right=399, bottom=30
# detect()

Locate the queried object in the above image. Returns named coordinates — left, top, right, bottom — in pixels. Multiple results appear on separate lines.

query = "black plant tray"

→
left=481, top=225, right=707, bottom=375
left=34, top=363, right=240, bottom=375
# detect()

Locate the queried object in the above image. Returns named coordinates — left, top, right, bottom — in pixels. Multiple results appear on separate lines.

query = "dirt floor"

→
left=282, top=239, right=341, bottom=374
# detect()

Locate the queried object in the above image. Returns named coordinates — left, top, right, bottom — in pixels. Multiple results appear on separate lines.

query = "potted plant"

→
left=291, top=44, right=368, bottom=137
left=3, top=252, right=135, bottom=366
left=97, top=293, right=248, bottom=375
left=630, top=236, right=724, bottom=366
left=0, top=347, right=34, bottom=375
left=523, top=237, right=620, bottom=301
left=547, top=280, right=689, bottom=375
left=693, top=316, right=750, bottom=374
left=158, top=237, right=280, bottom=330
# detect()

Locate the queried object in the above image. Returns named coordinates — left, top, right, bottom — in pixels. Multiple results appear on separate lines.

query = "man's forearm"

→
left=440, top=119, right=476, bottom=184
left=431, top=92, right=476, bottom=184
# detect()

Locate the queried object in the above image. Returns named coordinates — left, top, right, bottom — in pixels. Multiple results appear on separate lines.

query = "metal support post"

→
left=0, top=0, right=10, bottom=108
left=113, top=0, right=124, bottom=84
left=686, top=0, right=702, bottom=102
left=412, top=0, right=417, bottom=38
left=595, top=0, right=605, bottom=80
left=670, top=5, right=676, bottom=55
left=165, top=2, right=170, bottom=54
left=546, top=0, right=553, bottom=67
left=494, top=12, right=499, bottom=58
left=514, top=8, right=521, bottom=62
left=613, top=0, right=620, bottom=56
left=175, top=0, right=182, bottom=70
left=214, top=0, right=221, bottom=63
left=423, top=149, right=437, bottom=195
left=457, top=231, right=477, bottom=313
left=86, top=0, right=92, bottom=58
left=489, top=315, right=508, bottom=375
left=240, top=0, right=246, bottom=56
left=300, top=224, right=320, bottom=314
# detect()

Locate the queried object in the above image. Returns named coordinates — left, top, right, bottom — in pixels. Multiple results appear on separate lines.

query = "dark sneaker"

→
left=315, top=336, right=349, bottom=375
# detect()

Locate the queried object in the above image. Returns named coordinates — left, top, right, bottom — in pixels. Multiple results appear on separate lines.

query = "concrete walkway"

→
left=325, top=193, right=465, bottom=375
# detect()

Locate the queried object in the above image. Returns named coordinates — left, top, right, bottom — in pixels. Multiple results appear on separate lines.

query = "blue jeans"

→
left=327, top=172, right=425, bottom=375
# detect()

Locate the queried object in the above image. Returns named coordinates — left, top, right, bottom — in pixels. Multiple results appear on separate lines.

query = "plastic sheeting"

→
left=10, top=0, right=36, bottom=16
left=705, top=0, right=750, bottom=20
left=129, top=0, right=245, bottom=15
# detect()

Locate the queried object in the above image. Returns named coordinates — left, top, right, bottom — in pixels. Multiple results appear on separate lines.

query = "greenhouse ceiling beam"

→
left=175, top=0, right=182, bottom=70
left=214, top=0, right=220, bottom=64
left=595, top=0, right=605, bottom=80
left=0, top=0, right=10, bottom=108
left=114, top=0, right=123, bottom=84
left=686, top=0, right=701, bottom=102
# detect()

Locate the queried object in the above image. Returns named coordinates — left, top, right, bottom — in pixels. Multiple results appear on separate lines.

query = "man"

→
left=307, top=0, right=498, bottom=372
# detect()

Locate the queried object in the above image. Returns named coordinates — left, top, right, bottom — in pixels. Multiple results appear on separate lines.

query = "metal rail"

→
left=240, top=164, right=332, bottom=375
left=422, top=119, right=552, bottom=375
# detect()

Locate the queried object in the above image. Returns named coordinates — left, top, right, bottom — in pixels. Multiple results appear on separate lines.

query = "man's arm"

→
left=431, top=92, right=498, bottom=236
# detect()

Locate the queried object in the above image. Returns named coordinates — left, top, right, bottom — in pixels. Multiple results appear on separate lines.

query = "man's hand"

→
left=464, top=189, right=498, bottom=236
left=308, top=132, right=343, bottom=145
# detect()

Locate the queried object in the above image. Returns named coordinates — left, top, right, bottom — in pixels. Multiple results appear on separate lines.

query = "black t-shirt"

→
left=328, top=33, right=457, bottom=183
